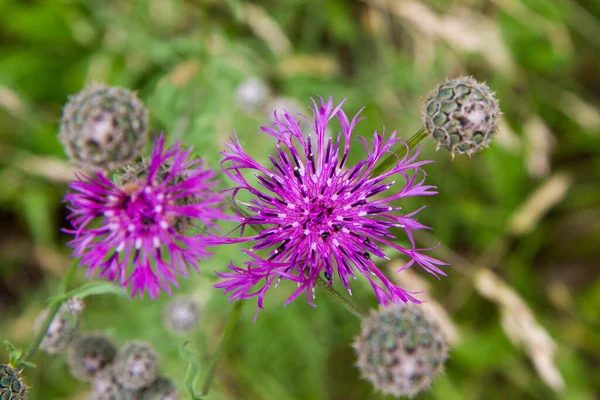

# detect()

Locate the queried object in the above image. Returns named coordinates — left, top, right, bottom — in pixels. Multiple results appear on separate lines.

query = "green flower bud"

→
left=163, top=297, right=201, bottom=334
left=67, top=333, right=117, bottom=382
left=0, top=364, right=27, bottom=400
left=113, top=342, right=159, bottom=390
left=59, top=83, right=148, bottom=171
left=422, top=76, right=500, bottom=156
left=353, top=304, right=448, bottom=398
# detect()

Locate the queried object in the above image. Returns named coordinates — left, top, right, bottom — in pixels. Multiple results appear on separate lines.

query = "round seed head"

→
left=34, top=304, right=80, bottom=354
left=138, top=376, right=178, bottom=400
left=67, top=333, right=117, bottom=382
left=90, top=367, right=139, bottom=400
left=113, top=341, right=159, bottom=390
left=235, top=77, right=271, bottom=113
left=117, top=159, right=196, bottom=235
left=0, top=364, right=27, bottom=400
left=353, top=304, right=449, bottom=398
left=422, top=76, right=500, bottom=156
left=59, top=83, right=148, bottom=171
left=163, top=297, right=201, bottom=334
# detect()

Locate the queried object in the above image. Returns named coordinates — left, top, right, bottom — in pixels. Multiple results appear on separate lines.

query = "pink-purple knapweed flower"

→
left=64, top=134, right=226, bottom=298
left=216, top=97, right=447, bottom=312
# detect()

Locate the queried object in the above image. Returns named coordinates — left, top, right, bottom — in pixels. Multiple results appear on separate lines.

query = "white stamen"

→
left=104, top=210, right=114, bottom=217
left=160, top=220, right=169, bottom=230
left=278, top=213, right=286, bottom=218
left=336, top=216, right=343, bottom=221
left=358, top=211, right=367, bottom=217
left=155, top=205, right=163, bottom=213
left=135, top=238, right=143, bottom=249
left=116, top=242, right=125, bottom=252
left=144, top=187, right=152, bottom=194
left=153, top=237, right=160, bottom=248
left=304, top=229, right=310, bottom=235
left=128, top=224, right=135, bottom=232
left=342, top=228, right=350, bottom=234
left=156, top=193, right=164, bottom=201
left=292, top=222, right=299, bottom=227
left=332, top=239, right=339, bottom=246
left=287, top=203, right=295, bottom=209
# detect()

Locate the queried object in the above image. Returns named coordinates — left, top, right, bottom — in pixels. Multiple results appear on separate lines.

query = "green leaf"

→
left=49, top=282, right=128, bottom=305
left=2, top=340, right=34, bottom=368
left=180, top=341, right=203, bottom=400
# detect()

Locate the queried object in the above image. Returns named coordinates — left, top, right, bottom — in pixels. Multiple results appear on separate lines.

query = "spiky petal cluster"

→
left=216, top=97, right=446, bottom=312
left=353, top=304, right=448, bottom=398
left=64, top=134, right=226, bottom=298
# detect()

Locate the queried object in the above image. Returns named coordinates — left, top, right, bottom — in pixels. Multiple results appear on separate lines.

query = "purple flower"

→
left=64, top=134, right=226, bottom=298
left=216, top=97, right=447, bottom=312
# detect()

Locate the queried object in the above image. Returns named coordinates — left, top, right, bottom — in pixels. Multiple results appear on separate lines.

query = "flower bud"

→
left=138, top=376, right=178, bottom=400
left=113, top=341, right=159, bottom=390
left=59, top=83, right=148, bottom=171
left=422, top=76, right=500, bottom=156
left=163, top=297, right=201, bottom=334
left=353, top=304, right=448, bottom=398
left=0, top=364, right=27, bottom=400
left=67, top=333, right=117, bottom=382
left=34, top=304, right=80, bottom=354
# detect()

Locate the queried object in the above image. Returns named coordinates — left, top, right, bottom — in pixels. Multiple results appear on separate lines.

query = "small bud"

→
left=353, top=304, right=448, bottom=398
left=34, top=304, right=80, bottom=354
left=90, top=366, right=138, bottom=400
left=66, top=297, right=85, bottom=315
left=163, top=297, right=201, bottom=334
left=0, top=364, right=28, bottom=400
left=138, top=376, right=178, bottom=400
left=235, top=77, right=271, bottom=113
left=422, top=76, right=500, bottom=156
left=67, top=333, right=117, bottom=382
left=59, top=83, right=148, bottom=171
left=113, top=341, right=159, bottom=390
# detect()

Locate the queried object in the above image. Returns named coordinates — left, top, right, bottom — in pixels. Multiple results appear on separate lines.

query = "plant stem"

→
left=372, top=128, right=427, bottom=177
left=20, top=261, right=78, bottom=365
left=314, top=276, right=367, bottom=319
left=201, top=300, right=243, bottom=396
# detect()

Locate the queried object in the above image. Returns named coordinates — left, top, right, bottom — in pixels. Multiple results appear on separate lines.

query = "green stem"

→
left=314, top=276, right=367, bottom=319
left=201, top=301, right=243, bottom=396
left=20, top=261, right=78, bottom=365
left=371, top=128, right=427, bottom=177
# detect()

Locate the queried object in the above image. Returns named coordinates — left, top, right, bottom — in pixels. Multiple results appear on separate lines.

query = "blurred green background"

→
left=0, top=0, right=599, bottom=399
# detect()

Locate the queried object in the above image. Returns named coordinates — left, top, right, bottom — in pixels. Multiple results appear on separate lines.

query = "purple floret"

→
left=216, top=97, right=447, bottom=312
left=64, top=134, right=226, bottom=298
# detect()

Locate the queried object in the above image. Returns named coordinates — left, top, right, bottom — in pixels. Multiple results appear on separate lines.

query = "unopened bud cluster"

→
left=354, top=304, right=448, bottom=398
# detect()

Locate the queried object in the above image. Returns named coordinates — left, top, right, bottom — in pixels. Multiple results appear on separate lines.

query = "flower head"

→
left=216, top=97, right=446, bottom=312
left=65, top=134, right=226, bottom=298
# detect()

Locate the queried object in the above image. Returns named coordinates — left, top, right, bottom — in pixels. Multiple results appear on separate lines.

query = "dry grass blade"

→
left=475, top=269, right=565, bottom=392
left=372, top=0, right=516, bottom=76
left=243, top=3, right=292, bottom=55
left=524, top=116, right=555, bottom=177
left=507, top=172, right=572, bottom=236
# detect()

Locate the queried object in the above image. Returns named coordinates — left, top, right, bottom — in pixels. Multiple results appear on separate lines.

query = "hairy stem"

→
left=201, top=301, right=243, bottom=396
left=20, top=261, right=78, bottom=365
left=372, top=128, right=427, bottom=177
